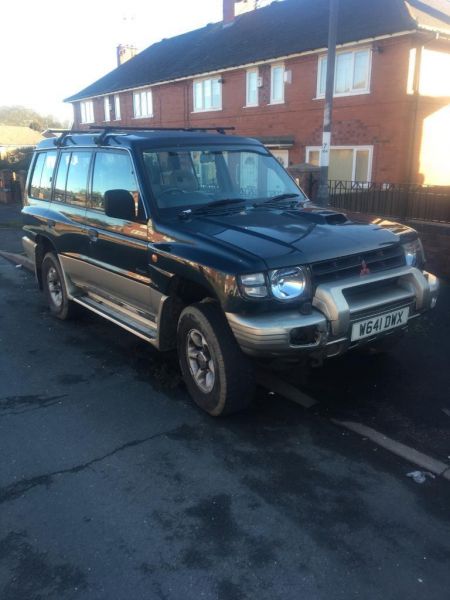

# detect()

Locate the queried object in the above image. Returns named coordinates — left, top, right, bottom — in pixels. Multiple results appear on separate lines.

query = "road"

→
left=1, top=216, right=450, bottom=599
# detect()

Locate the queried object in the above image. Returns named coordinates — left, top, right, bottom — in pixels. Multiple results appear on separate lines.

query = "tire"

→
left=177, top=302, right=254, bottom=416
left=41, top=252, right=79, bottom=320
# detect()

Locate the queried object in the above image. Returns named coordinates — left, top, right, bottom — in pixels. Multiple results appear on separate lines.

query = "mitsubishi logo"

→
left=360, top=260, right=371, bottom=276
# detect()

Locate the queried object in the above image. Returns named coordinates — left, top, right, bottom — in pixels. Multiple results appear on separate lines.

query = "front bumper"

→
left=226, top=266, right=439, bottom=357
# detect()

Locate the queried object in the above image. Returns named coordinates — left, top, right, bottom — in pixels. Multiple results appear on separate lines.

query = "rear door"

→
left=52, top=150, right=93, bottom=288
left=83, top=149, right=157, bottom=317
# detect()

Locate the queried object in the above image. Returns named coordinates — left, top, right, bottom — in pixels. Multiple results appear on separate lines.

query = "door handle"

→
left=88, top=228, right=99, bottom=242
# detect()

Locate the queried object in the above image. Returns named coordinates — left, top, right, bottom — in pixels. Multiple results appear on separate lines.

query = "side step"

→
left=71, top=294, right=158, bottom=345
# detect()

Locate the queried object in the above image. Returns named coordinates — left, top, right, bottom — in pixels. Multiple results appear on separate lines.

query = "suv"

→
left=22, top=127, right=439, bottom=416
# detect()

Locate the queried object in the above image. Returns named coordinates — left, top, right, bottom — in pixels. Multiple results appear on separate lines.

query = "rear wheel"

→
left=42, top=252, right=79, bottom=320
left=177, top=302, right=254, bottom=416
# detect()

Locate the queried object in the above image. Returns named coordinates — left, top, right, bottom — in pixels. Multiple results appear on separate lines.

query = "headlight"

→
left=402, top=238, right=424, bottom=267
left=238, top=272, right=268, bottom=298
left=269, top=266, right=307, bottom=301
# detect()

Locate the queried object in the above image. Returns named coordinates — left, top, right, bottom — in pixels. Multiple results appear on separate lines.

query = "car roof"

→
left=36, top=130, right=265, bottom=151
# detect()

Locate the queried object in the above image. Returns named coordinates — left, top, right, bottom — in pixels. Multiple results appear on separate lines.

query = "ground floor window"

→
left=269, top=149, right=289, bottom=168
left=306, top=145, right=372, bottom=182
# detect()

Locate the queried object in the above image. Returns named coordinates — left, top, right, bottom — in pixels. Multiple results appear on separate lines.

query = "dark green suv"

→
left=22, top=127, right=439, bottom=415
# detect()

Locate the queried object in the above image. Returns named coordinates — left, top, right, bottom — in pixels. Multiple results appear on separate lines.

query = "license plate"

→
left=351, top=307, right=409, bottom=341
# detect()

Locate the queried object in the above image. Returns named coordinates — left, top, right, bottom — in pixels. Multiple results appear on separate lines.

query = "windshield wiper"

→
left=261, top=193, right=302, bottom=204
left=179, top=198, right=246, bottom=218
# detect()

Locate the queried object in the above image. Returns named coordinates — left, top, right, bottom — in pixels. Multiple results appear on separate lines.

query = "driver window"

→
left=91, top=151, right=144, bottom=220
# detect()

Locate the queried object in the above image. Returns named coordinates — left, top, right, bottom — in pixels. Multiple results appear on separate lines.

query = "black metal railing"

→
left=328, top=181, right=450, bottom=224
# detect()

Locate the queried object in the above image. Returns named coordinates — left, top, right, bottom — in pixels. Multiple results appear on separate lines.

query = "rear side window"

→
left=29, top=151, right=57, bottom=200
left=91, top=150, right=143, bottom=218
left=65, top=151, right=93, bottom=206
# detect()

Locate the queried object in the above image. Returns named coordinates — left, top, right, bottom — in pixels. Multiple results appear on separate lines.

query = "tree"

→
left=0, top=105, right=69, bottom=131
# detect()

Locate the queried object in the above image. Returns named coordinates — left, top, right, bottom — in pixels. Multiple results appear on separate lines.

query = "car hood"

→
left=175, top=205, right=406, bottom=269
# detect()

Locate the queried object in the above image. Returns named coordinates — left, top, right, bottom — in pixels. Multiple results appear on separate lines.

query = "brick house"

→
left=65, top=0, right=450, bottom=185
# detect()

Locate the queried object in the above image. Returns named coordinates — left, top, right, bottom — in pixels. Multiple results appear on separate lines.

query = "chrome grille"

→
left=311, top=244, right=406, bottom=285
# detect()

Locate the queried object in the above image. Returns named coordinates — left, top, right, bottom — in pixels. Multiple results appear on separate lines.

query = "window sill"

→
left=243, top=104, right=259, bottom=109
left=191, top=108, right=223, bottom=113
left=132, top=115, right=154, bottom=119
left=314, top=90, right=371, bottom=100
left=268, top=100, right=285, bottom=105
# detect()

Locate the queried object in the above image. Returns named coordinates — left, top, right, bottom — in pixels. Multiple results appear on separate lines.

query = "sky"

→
left=2, top=0, right=225, bottom=123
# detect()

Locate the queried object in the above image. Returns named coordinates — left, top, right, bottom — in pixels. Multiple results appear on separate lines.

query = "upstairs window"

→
left=103, top=97, right=111, bottom=122
left=193, top=78, right=222, bottom=112
left=317, top=48, right=371, bottom=97
left=80, top=100, right=94, bottom=124
left=270, top=64, right=285, bottom=104
left=133, top=89, right=153, bottom=118
left=246, top=69, right=259, bottom=106
left=114, top=94, right=121, bottom=120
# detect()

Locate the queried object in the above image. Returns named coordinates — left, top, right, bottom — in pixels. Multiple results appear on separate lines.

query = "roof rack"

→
left=46, top=125, right=236, bottom=148
left=46, top=128, right=104, bottom=147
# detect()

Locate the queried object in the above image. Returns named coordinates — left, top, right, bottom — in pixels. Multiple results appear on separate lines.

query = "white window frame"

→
left=103, top=97, right=111, bottom=122
left=316, top=48, right=372, bottom=98
left=193, top=77, right=222, bottom=112
left=133, top=89, right=153, bottom=119
left=114, top=94, right=121, bottom=121
left=270, top=63, right=285, bottom=104
left=306, top=145, right=373, bottom=181
left=80, top=100, right=94, bottom=124
left=245, top=68, right=259, bottom=107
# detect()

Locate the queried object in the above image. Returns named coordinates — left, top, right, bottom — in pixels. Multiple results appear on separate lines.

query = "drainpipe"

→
left=407, top=43, right=423, bottom=183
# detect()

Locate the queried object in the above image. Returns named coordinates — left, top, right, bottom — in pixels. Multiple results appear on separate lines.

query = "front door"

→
left=83, top=149, right=157, bottom=319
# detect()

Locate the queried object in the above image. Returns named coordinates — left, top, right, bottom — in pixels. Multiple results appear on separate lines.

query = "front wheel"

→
left=177, top=302, right=254, bottom=416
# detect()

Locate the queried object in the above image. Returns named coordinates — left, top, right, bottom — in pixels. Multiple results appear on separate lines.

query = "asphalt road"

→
left=1, top=214, right=450, bottom=599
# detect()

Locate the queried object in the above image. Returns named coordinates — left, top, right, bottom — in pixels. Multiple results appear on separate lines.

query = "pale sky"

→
left=2, top=0, right=224, bottom=122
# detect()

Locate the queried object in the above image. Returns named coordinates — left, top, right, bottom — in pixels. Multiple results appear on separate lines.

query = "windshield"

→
left=141, top=146, right=305, bottom=212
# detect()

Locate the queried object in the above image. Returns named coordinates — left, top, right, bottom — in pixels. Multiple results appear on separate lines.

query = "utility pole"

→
left=316, top=0, right=339, bottom=207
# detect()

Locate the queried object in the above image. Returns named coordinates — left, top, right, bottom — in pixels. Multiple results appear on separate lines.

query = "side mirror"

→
left=104, top=189, right=135, bottom=221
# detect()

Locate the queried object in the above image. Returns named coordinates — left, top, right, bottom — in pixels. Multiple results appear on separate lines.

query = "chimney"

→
left=116, top=44, right=137, bottom=67
left=223, top=0, right=235, bottom=23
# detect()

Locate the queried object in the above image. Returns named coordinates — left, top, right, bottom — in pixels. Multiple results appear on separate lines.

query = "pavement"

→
left=1, top=203, right=450, bottom=599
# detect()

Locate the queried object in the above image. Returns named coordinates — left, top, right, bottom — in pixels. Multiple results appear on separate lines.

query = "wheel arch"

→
left=35, top=235, right=58, bottom=289
left=158, top=275, right=220, bottom=352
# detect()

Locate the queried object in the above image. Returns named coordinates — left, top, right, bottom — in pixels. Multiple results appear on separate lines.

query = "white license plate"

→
left=351, top=307, right=409, bottom=341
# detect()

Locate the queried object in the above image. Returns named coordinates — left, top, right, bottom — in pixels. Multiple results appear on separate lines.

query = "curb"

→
left=0, top=251, right=34, bottom=273
left=332, top=419, right=450, bottom=480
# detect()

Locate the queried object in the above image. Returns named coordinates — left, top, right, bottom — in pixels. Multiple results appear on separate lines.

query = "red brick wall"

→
left=72, top=34, right=421, bottom=183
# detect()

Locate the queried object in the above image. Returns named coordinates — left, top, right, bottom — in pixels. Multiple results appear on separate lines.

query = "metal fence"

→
left=328, top=181, right=450, bottom=224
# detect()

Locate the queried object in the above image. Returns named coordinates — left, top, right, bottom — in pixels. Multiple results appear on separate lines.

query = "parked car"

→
left=22, top=128, right=439, bottom=415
